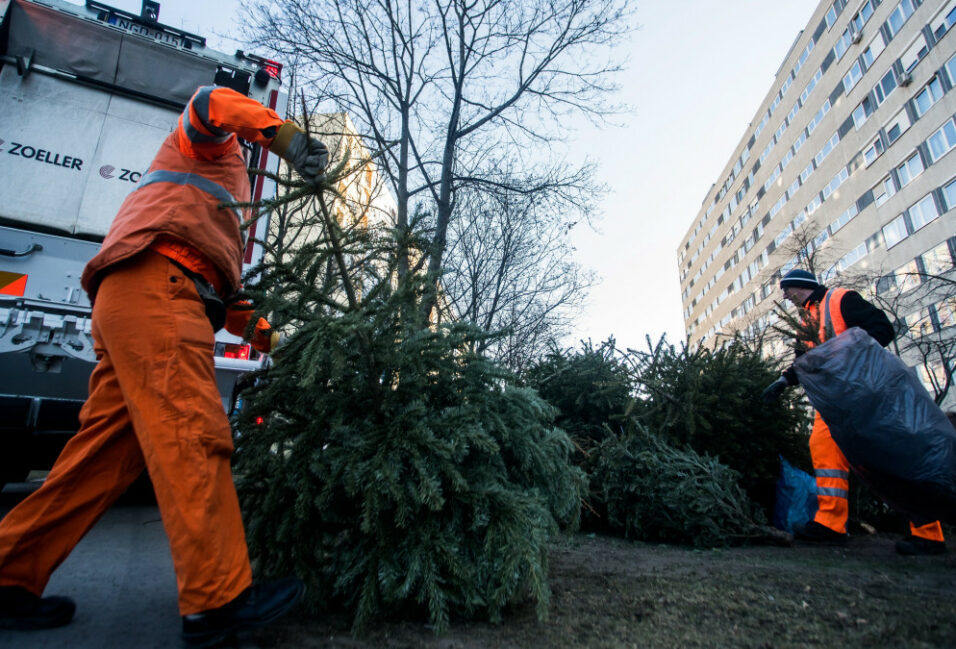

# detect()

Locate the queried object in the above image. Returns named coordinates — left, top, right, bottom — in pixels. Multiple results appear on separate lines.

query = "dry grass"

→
left=253, top=532, right=956, bottom=649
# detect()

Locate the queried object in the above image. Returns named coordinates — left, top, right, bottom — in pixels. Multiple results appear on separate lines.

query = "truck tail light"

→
left=261, top=60, right=282, bottom=79
left=222, top=343, right=251, bottom=360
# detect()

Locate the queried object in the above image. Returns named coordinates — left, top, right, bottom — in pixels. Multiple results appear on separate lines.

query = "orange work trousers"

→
left=810, top=412, right=944, bottom=542
left=0, top=251, right=252, bottom=615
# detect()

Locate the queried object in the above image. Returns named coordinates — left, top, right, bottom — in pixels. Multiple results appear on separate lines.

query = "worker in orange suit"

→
left=0, top=83, right=329, bottom=645
left=762, top=269, right=946, bottom=555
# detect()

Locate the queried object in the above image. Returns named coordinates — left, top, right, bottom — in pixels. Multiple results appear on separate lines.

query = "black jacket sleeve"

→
left=839, top=290, right=895, bottom=347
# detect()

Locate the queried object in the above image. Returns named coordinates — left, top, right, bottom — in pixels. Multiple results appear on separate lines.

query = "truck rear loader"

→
left=0, top=0, right=287, bottom=489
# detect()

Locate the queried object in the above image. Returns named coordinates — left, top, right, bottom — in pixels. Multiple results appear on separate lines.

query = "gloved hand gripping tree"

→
left=228, top=119, right=585, bottom=632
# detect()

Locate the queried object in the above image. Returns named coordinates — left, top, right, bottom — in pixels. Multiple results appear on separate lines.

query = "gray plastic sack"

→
left=793, top=326, right=956, bottom=525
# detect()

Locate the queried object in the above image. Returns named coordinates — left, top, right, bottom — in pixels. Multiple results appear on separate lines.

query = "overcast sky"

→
left=75, top=0, right=821, bottom=351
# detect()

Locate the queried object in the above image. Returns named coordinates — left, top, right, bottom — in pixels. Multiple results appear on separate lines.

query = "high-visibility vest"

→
left=803, top=288, right=849, bottom=349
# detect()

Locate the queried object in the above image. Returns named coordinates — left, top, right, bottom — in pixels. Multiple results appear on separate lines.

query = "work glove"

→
left=250, top=318, right=280, bottom=354
left=224, top=302, right=279, bottom=354
left=761, top=376, right=789, bottom=403
left=271, top=121, right=329, bottom=183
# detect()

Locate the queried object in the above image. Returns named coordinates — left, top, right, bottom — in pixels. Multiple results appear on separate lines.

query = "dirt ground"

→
left=252, top=532, right=956, bottom=649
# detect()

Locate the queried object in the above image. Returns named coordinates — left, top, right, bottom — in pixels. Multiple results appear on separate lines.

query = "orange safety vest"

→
left=803, top=287, right=849, bottom=347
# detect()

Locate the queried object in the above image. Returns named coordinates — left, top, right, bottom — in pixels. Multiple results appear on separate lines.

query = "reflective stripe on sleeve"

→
left=182, top=86, right=231, bottom=144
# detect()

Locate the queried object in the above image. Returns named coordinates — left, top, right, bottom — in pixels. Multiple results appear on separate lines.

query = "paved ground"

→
left=0, top=482, right=258, bottom=648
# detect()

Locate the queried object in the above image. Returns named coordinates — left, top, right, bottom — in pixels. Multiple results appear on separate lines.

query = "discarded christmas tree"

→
left=229, top=140, right=585, bottom=632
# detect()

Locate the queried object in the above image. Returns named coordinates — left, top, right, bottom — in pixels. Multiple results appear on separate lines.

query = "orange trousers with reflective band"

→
left=0, top=251, right=252, bottom=615
left=810, top=412, right=944, bottom=541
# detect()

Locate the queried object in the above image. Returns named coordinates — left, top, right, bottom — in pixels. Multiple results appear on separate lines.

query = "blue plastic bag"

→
left=773, top=455, right=817, bottom=533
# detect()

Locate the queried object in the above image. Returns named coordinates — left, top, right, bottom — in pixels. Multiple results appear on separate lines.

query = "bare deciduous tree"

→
left=240, top=0, right=632, bottom=324
left=442, top=161, right=598, bottom=370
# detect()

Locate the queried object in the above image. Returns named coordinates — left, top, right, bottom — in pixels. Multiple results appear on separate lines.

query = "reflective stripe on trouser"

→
left=910, top=520, right=945, bottom=542
left=809, top=412, right=850, bottom=534
left=0, top=251, right=252, bottom=615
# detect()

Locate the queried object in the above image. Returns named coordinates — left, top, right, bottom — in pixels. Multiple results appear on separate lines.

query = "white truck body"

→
left=0, top=0, right=286, bottom=483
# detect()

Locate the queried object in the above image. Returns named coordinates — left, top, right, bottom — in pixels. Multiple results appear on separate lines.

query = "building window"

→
left=774, top=120, right=788, bottom=143
left=942, top=177, right=956, bottom=210
left=895, top=259, right=922, bottom=293
left=936, top=297, right=956, bottom=329
left=843, top=61, right=863, bottom=94
left=918, top=359, right=953, bottom=395
left=793, top=130, right=808, bottom=154
left=927, top=118, right=956, bottom=162
left=815, top=131, right=840, bottom=166
left=873, top=70, right=897, bottom=107
left=886, top=0, right=917, bottom=40
left=852, top=0, right=876, bottom=33
left=829, top=204, right=858, bottom=234
left=932, top=0, right=956, bottom=40
left=825, top=4, right=838, bottom=29
left=800, top=161, right=815, bottom=184
left=800, top=68, right=823, bottom=105
left=896, top=151, right=924, bottom=187
left=769, top=194, right=787, bottom=218
left=822, top=167, right=849, bottom=201
left=862, top=33, right=886, bottom=69
left=946, top=53, right=956, bottom=89
left=874, top=175, right=897, bottom=207
left=921, top=240, right=955, bottom=275
left=900, top=34, right=930, bottom=73
left=807, top=99, right=831, bottom=135
left=882, top=214, right=909, bottom=248
left=839, top=242, right=869, bottom=272
left=863, top=136, right=884, bottom=166
left=906, top=307, right=936, bottom=338
left=833, top=28, right=853, bottom=61
left=909, top=193, right=940, bottom=230
left=885, top=108, right=911, bottom=145
left=914, top=76, right=944, bottom=118
left=852, top=97, right=872, bottom=130
left=805, top=194, right=822, bottom=217
left=774, top=223, right=794, bottom=248
left=754, top=111, right=771, bottom=138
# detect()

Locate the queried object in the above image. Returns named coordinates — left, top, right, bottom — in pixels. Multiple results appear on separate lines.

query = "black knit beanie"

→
left=779, top=268, right=820, bottom=290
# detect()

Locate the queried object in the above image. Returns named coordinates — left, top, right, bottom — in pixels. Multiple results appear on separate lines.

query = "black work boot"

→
left=895, top=536, right=946, bottom=556
left=0, top=585, right=76, bottom=630
left=793, top=521, right=847, bottom=546
left=181, top=577, right=305, bottom=648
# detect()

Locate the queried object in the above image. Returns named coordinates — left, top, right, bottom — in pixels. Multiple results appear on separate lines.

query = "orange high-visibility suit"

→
left=802, top=288, right=944, bottom=543
left=0, top=86, right=298, bottom=615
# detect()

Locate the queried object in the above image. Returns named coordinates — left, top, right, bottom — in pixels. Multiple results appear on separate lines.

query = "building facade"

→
left=678, top=0, right=956, bottom=399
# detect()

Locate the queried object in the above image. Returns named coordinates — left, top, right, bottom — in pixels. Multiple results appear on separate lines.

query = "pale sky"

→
left=77, top=0, right=821, bottom=351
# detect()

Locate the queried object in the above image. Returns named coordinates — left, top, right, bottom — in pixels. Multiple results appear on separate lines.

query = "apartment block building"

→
left=678, top=0, right=956, bottom=395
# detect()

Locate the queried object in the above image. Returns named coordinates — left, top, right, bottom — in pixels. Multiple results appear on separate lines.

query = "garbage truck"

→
left=0, top=0, right=287, bottom=488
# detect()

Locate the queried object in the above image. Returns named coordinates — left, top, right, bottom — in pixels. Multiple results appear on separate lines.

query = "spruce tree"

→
left=230, top=152, right=584, bottom=632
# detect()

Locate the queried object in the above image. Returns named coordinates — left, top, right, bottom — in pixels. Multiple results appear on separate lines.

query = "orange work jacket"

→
left=82, top=86, right=285, bottom=300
